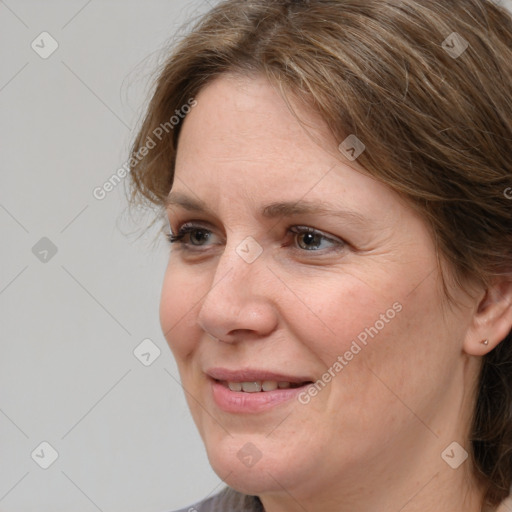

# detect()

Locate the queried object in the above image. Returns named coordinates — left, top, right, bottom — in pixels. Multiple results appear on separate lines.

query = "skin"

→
left=160, top=73, right=512, bottom=512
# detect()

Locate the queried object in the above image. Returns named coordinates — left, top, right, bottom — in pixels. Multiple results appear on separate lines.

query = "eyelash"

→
left=165, top=222, right=345, bottom=254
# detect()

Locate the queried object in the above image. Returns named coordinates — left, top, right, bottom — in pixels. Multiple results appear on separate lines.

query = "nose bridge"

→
left=206, top=235, right=263, bottom=305
left=197, top=234, right=273, bottom=340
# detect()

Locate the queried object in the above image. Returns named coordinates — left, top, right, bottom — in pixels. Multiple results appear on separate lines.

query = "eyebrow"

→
left=165, top=191, right=369, bottom=226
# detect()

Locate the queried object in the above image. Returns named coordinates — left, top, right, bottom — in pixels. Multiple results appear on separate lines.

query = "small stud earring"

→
left=481, top=339, right=489, bottom=346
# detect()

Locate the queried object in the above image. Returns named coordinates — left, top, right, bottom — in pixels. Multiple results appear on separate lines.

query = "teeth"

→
left=241, top=381, right=262, bottom=393
left=228, top=382, right=243, bottom=392
left=224, top=381, right=301, bottom=392
left=262, top=381, right=278, bottom=391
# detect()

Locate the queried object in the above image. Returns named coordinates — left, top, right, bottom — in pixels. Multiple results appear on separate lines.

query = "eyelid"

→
left=290, top=225, right=342, bottom=242
left=167, top=221, right=346, bottom=254
left=168, top=219, right=339, bottom=239
left=174, top=220, right=221, bottom=238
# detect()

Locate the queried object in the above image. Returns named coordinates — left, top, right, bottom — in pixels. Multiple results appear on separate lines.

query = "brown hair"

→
left=127, top=0, right=512, bottom=506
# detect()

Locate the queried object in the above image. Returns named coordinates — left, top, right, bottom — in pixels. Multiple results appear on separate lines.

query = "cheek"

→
left=313, top=273, right=451, bottom=424
left=159, top=262, right=199, bottom=360
left=294, top=268, right=445, bottom=394
left=290, top=274, right=399, bottom=362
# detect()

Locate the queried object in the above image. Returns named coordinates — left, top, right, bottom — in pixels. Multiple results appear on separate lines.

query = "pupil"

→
left=192, top=230, right=209, bottom=244
left=301, top=233, right=319, bottom=249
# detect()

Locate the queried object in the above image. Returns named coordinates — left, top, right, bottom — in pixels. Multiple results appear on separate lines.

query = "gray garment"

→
left=168, top=487, right=512, bottom=512
left=169, top=487, right=263, bottom=512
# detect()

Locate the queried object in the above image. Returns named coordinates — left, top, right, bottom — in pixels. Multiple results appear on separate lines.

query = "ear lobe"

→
left=463, top=277, right=512, bottom=356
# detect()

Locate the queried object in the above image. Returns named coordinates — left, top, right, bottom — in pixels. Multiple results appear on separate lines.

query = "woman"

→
left=128, top=1, right=512, bottom=511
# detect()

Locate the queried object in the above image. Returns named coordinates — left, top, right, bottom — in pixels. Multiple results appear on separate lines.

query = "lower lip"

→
left=210, top=378, right=310, bottom=413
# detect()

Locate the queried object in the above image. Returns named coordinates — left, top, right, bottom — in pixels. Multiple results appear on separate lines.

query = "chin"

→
left=203, top=434, right=311, bottom=497
left=208, top=453, right=283, bottom=496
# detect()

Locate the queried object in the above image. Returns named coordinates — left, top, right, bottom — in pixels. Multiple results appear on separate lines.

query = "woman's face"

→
left=160, top=74, right=479, bottom=504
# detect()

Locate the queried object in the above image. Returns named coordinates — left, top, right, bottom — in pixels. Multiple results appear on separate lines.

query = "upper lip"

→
left=206, top=367, right=314, bottom=383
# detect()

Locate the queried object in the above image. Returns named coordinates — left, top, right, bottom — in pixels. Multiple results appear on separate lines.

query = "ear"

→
left=463, top=277, right=512, bottom=356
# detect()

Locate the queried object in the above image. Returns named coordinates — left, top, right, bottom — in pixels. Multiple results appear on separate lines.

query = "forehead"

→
left=172, top=73, right=402, bottom=224
left=176, top=73, right=335, bottom=167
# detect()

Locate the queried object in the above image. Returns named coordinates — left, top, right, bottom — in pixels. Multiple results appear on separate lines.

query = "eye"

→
left=288, top=226, right=344, bottom=252
left=165, top=222, right=345, bottom=254
left=166, top=222, right=216, bottom=247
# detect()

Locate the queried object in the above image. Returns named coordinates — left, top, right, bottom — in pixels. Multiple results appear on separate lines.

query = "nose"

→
left=196, top=240, right=278, bottom=344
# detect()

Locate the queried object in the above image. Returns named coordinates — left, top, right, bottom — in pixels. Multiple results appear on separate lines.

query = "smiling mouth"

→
left=216, top=380, right=313, bottom=392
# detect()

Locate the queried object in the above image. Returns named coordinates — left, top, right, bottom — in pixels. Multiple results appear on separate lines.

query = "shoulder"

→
left=164, top=487, right=263, bottom=512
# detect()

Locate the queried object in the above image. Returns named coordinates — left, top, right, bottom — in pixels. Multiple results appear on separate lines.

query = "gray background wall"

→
left=0, top=2, right=222, bottom=511
left=1, top=1, right=511, bottom=511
